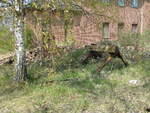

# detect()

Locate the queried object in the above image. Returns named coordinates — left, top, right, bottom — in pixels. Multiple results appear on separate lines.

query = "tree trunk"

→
left=14, top=0, right=27, bottom=81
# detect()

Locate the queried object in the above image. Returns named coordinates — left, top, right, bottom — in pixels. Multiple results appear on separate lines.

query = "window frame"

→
left=102, top=22, right=110, bottom=39
left=118, top=0, right=126, bottom=7
left=131, top=24, right=138, bottom=33
left=131, top=0, right=138, bottom=8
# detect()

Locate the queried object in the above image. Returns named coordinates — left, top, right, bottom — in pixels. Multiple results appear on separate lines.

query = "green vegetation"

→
left=0, top=29, right=149, bottom=112
left=24, top=26, right=35, bottom=50
left=0, top=51, right=149, bottom=112
left=118, top=31, right=150, bottom=48
left=0, top=27, right=34, bottom=54
left=117, top=31, right=150, bottom=63
left=0, top=28, right=14, bottom=54
left=0, top=1, right=149, bottom=112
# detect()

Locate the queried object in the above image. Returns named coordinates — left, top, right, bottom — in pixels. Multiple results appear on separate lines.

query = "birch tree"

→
left=0, top=0, right=27, bottom=82
left=14, top=0, right=27, bottom=81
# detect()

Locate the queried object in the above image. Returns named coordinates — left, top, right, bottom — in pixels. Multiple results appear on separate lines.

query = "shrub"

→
left=24, top=26, right=35, bottom=50
left=0, top=26, right=35, bottom=54
left=118, top=32, right=150, bottom=63
left=0, top=27, right=14, bottom=53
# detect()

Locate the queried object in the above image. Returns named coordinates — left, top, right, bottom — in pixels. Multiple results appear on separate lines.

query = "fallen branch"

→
left=0, top=47, right=40, bottom=66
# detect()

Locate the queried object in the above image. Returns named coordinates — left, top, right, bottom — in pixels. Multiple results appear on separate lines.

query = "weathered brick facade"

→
left=27, top=0, right=150, bottom=46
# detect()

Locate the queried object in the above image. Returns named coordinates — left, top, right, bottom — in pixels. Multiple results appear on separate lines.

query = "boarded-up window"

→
left=118, top=23, right=124, bottom=36
left=118, top=0, right=125, bottom=6
left=103, top=23, right=110, bottom=39
left=131, top=0, right=138, bottom=8
left=131, top=24, right=138, bottom=33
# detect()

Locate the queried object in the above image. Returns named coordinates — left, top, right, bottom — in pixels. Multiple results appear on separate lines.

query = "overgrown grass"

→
left=0, top=55, right=149, bottom=113
left=0, top=30, right=150, bottom=112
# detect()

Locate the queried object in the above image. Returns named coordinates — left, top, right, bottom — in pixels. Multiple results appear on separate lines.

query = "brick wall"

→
left=142, top=1, right=150, bottom=32
left=55, top=2, right=145, bottom=46
left=26, top=0, right=150, bottom=47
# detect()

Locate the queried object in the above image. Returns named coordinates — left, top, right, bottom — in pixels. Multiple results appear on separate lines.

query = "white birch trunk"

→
left=14, top=0, right=27, bottom=81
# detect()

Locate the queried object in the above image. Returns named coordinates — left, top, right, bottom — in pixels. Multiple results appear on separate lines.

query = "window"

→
left=118, top=23, right=124, bottom=36
left=103, top=23, right=110, bottom=39
left=118, top=0, right=125, bottom=7
left=131, top=0, right=138, bottom=8
left=131, top=24, right=138, bottom=33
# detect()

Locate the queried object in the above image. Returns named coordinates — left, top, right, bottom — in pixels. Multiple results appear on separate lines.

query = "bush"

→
left=139, top=31, right=150, bottom=49
left=118, top=33, right=140, bottom=47
left=0, top=26, right=35, bottom=54
left=24, top=26, right=35, bottom=50
left=49, top=47, right=87, bottom=71
left=0, top=28, right=14, bottom=53
left=118, top=32, right=150, bottom=63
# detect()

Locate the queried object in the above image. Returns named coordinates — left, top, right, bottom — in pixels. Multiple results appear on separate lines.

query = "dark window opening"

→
left=131, top=24, right=138, bottom=33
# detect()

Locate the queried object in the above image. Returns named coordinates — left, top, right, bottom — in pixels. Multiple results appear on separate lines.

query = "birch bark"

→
left=14, top=0, right=27, bottom=81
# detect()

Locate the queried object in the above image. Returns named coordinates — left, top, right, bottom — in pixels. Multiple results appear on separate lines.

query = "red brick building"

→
left=27, top=0, right=150, bottom=46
